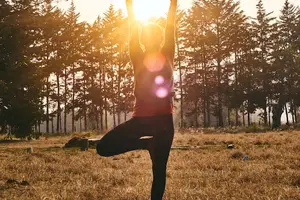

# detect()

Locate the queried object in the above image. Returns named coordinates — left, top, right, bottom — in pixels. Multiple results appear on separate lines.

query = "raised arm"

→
left=163, top=0, right=177, bottom=61
left=126, top=0, right=143, bottom=61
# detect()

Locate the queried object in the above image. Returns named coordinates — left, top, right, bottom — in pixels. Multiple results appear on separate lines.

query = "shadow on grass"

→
left=0, top=140, right=26, bottom=144
left=39, top=146, right=62, bottom=152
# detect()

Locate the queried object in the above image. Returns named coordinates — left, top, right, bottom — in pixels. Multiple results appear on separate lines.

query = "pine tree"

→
left=182, top=3, right=207, bottom=127
left=62, top=0, right=86, bottom=133
left=226, top=11, right=248, bottom=126
left=237, top=23, right=258, bottom=126
left=275, top=0, right=300, bottom=126
left=0, top=0, right=44, bottom=138
left=252, top=0, right=276, bottom=126
left=39, top=0, right=65, bottom=133
left=102, top=5, right=121, bottom=128
left=92, top=16, right=106, bottom=131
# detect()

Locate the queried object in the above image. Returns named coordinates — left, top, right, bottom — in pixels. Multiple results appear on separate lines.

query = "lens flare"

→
left=155, top=76, right=165, bottom=85
left=156, top=87, right=168, bottom=98
left=143, top=53, right=166, bottom=72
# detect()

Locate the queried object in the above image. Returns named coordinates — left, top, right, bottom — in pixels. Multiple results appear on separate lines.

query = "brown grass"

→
left=1, top=131, right=300, bottom=200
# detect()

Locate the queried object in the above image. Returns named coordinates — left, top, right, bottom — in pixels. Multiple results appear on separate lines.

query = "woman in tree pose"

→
left=96, top=0, right=177, bottom=199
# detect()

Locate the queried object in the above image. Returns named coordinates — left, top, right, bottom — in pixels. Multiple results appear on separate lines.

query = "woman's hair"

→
left=140, top=23, right=165, bottom=49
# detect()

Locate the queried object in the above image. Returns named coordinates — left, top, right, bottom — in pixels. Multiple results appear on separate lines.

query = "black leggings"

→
left=96, top=114, right=174, bottom=200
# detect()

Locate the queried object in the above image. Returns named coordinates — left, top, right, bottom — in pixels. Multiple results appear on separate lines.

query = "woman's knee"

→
left=96, top=140, right=112, bottom=157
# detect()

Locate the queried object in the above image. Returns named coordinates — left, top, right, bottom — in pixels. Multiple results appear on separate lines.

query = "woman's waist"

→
left=133, top=99, right=173, bottom=117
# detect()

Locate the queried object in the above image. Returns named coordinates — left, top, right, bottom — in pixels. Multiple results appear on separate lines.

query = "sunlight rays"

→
left=132, top=0, right=169, bottom=22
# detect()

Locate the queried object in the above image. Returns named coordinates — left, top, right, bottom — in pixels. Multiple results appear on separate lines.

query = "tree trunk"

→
left=268, top=100, right=271, bottom=127
left=217, top=60, right=223, bottom=127
left=83, top=79, right=87, bottom=131
left=103, top=66, right=108, bottom=130
left=284, top=103, right=289, bottom=125
left=177, top=34, right=184, bottom=128
left=294, top=106, right=298, bottom=123
left=207, top=101, right=211, bottom=127
left=91, top=75, right=96, bottom=130
left=117, top=111, right=121, bottom=125
left=84, top=112, right=87, bottom=131
left=272, top=103, right=284, bottom=129
left=38, top=121, right=41, bottom=134
left=216, top=19, right=223, bottom=127
left=263, top=100, right=268, bottom=126
left=234, top=52, right=239, bottom=127
left=247, top=112, right=251, bottom=126
left=194, top=101, right=198, bottom=128
left=96, top=108, right=99, bottom=130
left=64, top=67, right=67, bottom=134
left=51, top=117, right=54, bottom=133
left=112, top=68, right=116, bottom=127
left=56, top=74, right=60, bottom=133
left=112, top=102, right=116, bottom=127
left=59, top=113, right=62, bottom=133
left=291, top=102, right=295, bottom=124
left=203, top=100, right=207, bottom=128
left=72, top=64, right=75, bottom=132
left=99, top=63, right=104, bottom=131
left=235, top=109, right=239, bottom=126
left=105, top=98, right=108, bottom=129
left=117, top=59, right=121, bottom=126
left=100, top=108, right=103, bottom=131
left=247, top=99, right=251, bottom=126
left=203, top=44, right=208, bottom=128
left=46, top=77, right=49, bottom=133
left=79, top=117, right=82, bottom=132
left=227, top=107, right=231, bottom=126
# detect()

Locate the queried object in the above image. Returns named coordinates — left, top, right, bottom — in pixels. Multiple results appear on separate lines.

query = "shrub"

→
left=293, top=123, right=300, bottom=130
left=279, top=124, right=291, bottom=131
left=231, top=151, right=244, bottom=159
left=244, top=124, right=271, bottom=133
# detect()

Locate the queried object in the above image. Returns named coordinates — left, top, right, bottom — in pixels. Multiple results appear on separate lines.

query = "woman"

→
left=96, top=0, right=177, bottom=199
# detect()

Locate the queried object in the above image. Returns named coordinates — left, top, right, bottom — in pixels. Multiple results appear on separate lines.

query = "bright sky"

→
left=58, top=0, right=300, bottom=23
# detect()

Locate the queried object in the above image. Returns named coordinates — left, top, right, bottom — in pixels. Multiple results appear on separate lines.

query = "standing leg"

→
left=96, top=118, right=150, bottom=157
left=150, top=117, right=174, bottom=200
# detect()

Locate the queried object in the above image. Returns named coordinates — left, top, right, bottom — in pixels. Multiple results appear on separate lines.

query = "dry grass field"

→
left=0, top=131, right=300, bottom=200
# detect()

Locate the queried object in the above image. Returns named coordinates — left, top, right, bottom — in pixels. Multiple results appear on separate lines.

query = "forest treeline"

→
left=0, top=0, right=300, bottom=137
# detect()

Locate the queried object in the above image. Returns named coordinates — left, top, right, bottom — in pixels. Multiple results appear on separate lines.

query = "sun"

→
left=131, top=0, right=170, bottom=22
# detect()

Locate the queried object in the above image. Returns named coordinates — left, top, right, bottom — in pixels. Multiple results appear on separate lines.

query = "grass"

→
left=1, top=131, right=300, bottom=200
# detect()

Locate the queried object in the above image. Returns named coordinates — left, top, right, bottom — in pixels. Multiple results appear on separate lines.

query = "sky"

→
left=57, top=0, right=300, bottom=23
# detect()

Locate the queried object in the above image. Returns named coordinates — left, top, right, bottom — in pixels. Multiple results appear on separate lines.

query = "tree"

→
left=182, top=2, right=208, bottom=127
left=0, top=0, right=44, bottom=138
left=237, top=23, right=258, bottom=126
left=39, top=0, right=65, bottom=133
left=202, top=0, right=246, bottom=127
left=62, top=0, right=86, bottom=133
left=102, top=5, right=123, bottom=128
left=275, top=0, right=300, bottom=126
left=251, top=0, right=276, bottom=126
left=174, top=9, right=187, bottom=128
